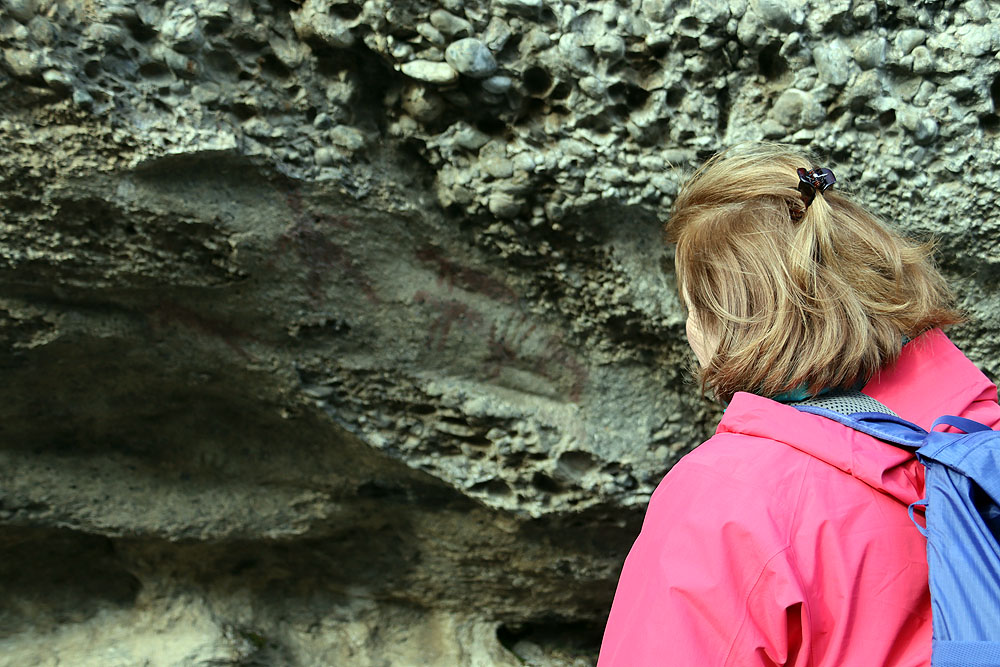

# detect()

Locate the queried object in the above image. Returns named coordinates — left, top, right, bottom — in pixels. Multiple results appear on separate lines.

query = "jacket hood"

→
left=715, top=329, right=998, bottom=506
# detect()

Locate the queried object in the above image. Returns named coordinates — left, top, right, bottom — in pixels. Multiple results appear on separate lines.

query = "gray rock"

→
left=957, top=24, right=1000, bottom=57
left=417, top=22, right=446, bottom=47
left=400, top=60, right=460, bottom=85
left=913, top=80, right=936, bottom=107
left=444, top=39, right=497, bottom=78
left=454, top=125, right=491, bottom=150
left=401, top=84, right=447, bottom=121
left=329, top=125, right=366, bottom=151
left=593, top=34, right=625, bottom=61
left=754, top=0, right=804, bottom=29
left=849, top=69, right=883, bottom=106
left=911, top=46, right=934, bottom=74
left=270, top=37, right=308, bottom=69
left=2, top=0, right=37, bottom=23
left=558, top=33, right=593, bottom=74
left=736, top=9, right=765, bottom=48
left=291, top=3, right=355, bottom=49
left=71, top=87, right=93, bottom=108
left=482, top=75, right=513, bottom=94
left=640, top=0, right=671, bottom=22
left=134, top=3, right=161, bottom=26
left=894, top=29, right=926, bottom=55
left=494, top=0, right=542, bottom=14
left=41, top=68, right=72, bottom=93
left=314, top=146, right=339, bottom=166
left=691, top=0, right=730, bottom=25
left=579, top=75, right=606, bottom=98
left=813, top=39, right=852, bottom=86
left=853, top=37, right=887, bottom=70
left=191, top=82, right=221, bottom=104
left=160, top=6, right=203, bottom=54
left=966, top=0, right=989, bottom=21
left=26, top=15, right=57, bottom=44
left=944, top=75, right=977, bottom=99
left=483, top=156, right=515, bottom=178
left=2, top=48, right=41, bottom=79
left=770, top=88, right=825, bottom=130
left=430, top=9, right=473, bottom=38
left=488, top=190, right=521, bottom=217
left=913, top=117, right=938, bottom=144
left=483, top=17, right=512, bottom=52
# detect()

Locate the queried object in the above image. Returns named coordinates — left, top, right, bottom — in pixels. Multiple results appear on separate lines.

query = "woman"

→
left=598, top=144, right=1000, bottom=666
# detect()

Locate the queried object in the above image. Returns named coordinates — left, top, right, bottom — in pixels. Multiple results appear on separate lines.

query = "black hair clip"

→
left=796, top=167, right=836, bottom=209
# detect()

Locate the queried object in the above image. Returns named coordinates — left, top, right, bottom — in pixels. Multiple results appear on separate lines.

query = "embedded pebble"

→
left=895, top=29, right=927, bottom=55
left=770, top=89, right=825, bottom=130
left=813, top=39, right=853, bottom=86
left=400, top=60, right=460, bottom=85
left=593, top=34, right=625, bottom=61
left=160, top=6, right=203, bottom=53
left=853, top=37, right=887, bottom=70
left=483, top=17, right=512, bottom=52
left=913, top=117, right=939, bottom=144
left=429, top=9, right=472, bottom=38
left=444, top=39, right=497, bottom=78
left=2, top=48, right=42, bottom=79
left=482, top=75, right=512, bottom=94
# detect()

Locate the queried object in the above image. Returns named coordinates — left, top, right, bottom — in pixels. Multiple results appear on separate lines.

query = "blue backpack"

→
left=795, top=402, right=1000, bottom=667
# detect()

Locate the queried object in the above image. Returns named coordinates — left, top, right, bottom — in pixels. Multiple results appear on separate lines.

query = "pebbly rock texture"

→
left=1, top=0, right=999, bottom=664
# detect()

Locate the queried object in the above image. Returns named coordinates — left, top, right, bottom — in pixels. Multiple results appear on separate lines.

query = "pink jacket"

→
left=599, top=330, right=1000, bottom=666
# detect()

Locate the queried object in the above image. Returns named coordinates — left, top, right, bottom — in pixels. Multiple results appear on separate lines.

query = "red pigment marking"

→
left=413, top=291, right=589, bottom=402
left=277, top=186, right=377, bottom=302
left=414, top=291, right=484, bottom=351
left=484, top=315, right=589, bottom=403
left=149, top=302, right=257, bottom=360
left=415, top=245, right=518, bottom=303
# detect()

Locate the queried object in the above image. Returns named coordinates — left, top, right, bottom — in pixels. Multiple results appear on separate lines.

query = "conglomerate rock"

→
left=0, top=0, right=998, bottom=664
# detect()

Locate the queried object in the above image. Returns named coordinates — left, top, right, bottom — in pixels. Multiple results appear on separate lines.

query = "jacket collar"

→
left=714, top=329, right=995, bottom=504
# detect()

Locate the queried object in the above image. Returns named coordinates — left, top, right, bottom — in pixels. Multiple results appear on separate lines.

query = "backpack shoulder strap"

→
left=794, top=405, right=928, bottom=448
left=790, top=389, right=928, bottom=448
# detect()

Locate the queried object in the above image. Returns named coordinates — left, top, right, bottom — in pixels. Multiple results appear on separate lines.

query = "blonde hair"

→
left=667, top=143, right=961, bottom=403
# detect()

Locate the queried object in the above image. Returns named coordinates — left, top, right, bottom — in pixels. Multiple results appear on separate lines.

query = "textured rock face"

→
left=1, top=0, right=999, bottom=664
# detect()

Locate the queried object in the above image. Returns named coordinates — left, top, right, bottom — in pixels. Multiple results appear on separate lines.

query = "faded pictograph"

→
left=271, top=195, right=590, bottom=402
left=415, top=245, right=588, bottom=402
left=276, top=185, right=379, bottom=303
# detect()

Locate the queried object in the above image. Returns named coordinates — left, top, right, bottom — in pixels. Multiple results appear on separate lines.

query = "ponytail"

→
left=667, top=143, right=962, bottom=403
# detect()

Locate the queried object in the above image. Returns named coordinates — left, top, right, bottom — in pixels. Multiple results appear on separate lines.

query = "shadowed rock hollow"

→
left=1, top=0, right=999, bottom=664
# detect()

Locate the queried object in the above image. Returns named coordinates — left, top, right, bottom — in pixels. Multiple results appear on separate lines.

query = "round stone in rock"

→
left=329, top=125, right=366, bottom=151
left=771, top=88, right=825, bottom=130
left=894, top=29, right=926, bottom=55
left=755, top=0, right=804, bottom=29
left=445, top=38, right=497, bottom=78
left=3, top=48, right=42, bottom=78
left=593, top=34, right=625, bottom=61
left=495, top=0, right=542, bottom=11
left=42, top=68, right=72, bottom=92
left=4, top=0, right=38, bottom=23
left=482, top=75, right=512, bottom=94
left=913, top=117, right=938, bottom=145
left=579, top=76, right=606, bottom=98
left=429, top=9, right=472, bottom=37
left=161, top=6, right=203, bottom=53
left=813, top=40, right=851, bottom=86
left=400, top=60, right=459, bottom=85
left=853, top=37, right=886, bottom=70
left=488, top=191, right=521, bottom=218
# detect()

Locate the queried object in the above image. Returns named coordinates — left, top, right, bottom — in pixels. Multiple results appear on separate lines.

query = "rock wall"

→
left=1, top=0, right=999, bottom=664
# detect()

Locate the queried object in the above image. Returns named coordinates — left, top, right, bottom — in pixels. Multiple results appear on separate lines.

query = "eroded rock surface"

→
left=1, top=0, right=999, bottom=664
